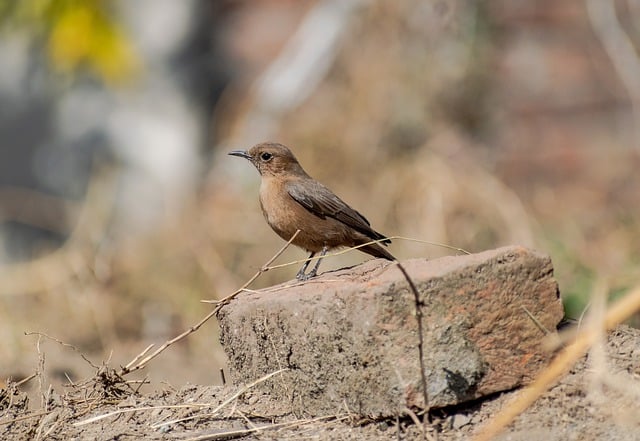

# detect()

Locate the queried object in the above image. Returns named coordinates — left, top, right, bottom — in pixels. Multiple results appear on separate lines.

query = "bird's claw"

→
left=296, top=269, right=317, bottom=281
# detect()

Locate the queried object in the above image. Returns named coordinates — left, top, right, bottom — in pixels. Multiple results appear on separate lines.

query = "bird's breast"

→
left=258, top=177, right=301, bottom=238
left=258, top=176, right=348, bottom=252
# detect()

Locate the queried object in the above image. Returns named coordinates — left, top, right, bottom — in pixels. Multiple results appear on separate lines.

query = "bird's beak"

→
left=228, top=150, right=252, bottom=160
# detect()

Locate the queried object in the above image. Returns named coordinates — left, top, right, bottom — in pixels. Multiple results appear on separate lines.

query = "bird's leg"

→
left=304, top=246, right=328, bottom=280
left=296, top=251, right=316, bottom=280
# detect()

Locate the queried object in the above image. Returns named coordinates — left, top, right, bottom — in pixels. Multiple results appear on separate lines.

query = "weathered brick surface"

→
left=218, top=246, right=564, bottom=417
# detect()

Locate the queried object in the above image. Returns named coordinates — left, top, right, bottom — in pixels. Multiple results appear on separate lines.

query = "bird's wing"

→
left=286, top=179, right=389, bottom=242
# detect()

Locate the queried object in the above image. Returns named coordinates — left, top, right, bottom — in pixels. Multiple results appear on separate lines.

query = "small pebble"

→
left=452, top=413, right=472, bottom=429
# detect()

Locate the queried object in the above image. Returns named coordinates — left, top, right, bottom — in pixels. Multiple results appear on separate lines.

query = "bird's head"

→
left=229, top=142, right=308, bottom=177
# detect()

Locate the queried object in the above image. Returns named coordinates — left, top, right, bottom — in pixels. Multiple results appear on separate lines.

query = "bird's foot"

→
left=296, top=247, right=326, bottom=281
left=295, top=269, right=317, bottom=281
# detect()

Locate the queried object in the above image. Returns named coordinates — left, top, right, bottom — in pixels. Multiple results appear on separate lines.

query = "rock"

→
left=217, top=246, right=564, bottom=418
left=451, top=413, right=472, bottom=430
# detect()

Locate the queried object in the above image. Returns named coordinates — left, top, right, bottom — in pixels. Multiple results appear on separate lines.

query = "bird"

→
left=229, top=142, right=395, bottom=281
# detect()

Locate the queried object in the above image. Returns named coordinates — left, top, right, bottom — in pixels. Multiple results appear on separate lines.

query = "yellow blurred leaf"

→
left=2, top=0, right=139, bottom=84
left=89, top=22, right=138, bottom=83
left=48, top=6, right=92, bottom=71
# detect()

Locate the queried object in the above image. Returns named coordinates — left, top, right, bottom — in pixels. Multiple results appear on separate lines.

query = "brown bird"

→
left=229, top=142, right=395, bottom=280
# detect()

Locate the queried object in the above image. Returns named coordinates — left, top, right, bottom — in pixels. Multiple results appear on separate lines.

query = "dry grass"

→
left=1, top=0, right=640, bottom=438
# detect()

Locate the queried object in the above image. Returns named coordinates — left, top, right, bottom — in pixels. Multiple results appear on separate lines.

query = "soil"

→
left=1, top=326, right=638, bottom=440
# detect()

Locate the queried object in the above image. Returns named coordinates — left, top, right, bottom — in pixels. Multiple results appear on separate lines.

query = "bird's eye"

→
left=260, top=152, right=273, bottom=161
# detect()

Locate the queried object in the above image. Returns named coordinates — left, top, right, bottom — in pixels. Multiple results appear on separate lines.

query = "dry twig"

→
left=150, top=368, right=287, bottom=429
left=73, top=369, right=287, bottom=427
left=118, top=231, right=302, bottom=375
left=260, top=236, right=469, bottom=273
left=183, top=414, right=348, bottom=441
left=25, top=332, right=99, bottom=370
left=213, top=230, right=301, bottom=312
left=396, top=261, right=431, bottom=436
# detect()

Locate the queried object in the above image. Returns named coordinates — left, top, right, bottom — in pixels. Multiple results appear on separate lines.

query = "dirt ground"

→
left=1, top=325, right=638, bottom=441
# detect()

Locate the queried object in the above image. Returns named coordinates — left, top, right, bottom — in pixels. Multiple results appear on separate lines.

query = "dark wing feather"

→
left=286, top=179, right=391, bottom=244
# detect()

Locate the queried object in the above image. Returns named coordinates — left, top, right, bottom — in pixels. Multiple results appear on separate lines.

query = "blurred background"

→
left=1, top=0, right=639, bottom=394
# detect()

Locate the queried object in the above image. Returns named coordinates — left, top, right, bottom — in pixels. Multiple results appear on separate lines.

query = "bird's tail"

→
left=358, top=241, right=395, bottom=261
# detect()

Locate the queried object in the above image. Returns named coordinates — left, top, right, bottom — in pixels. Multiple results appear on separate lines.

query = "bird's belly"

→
left=259, top=182, right=352, bottom=252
